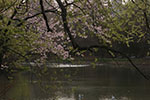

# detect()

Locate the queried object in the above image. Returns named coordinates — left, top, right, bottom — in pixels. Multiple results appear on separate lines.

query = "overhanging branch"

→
left=16, top=9, right=58, bottom=26
left=76, top=45, right=149, bottom=80
left=40, top=0, right=53, bottom=32
left=55, top=0, right=78, bottom=49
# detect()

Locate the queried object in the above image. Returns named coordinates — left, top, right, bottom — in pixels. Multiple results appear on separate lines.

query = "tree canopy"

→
left=0, top=0, right=150, bottom=79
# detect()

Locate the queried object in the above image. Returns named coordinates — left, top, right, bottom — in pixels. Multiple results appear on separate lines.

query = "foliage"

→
left=0, top=0, right=38, bottom=72
left=0, top=0, right=150, bottom=79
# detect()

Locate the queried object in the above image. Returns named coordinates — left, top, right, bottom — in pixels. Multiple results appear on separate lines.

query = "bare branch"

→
left=55, top=0, right=78, bottom=48
left=75, top=45, right=149, bottom=80
left=7, top=9, right=17, bottom=26
left=25, top=9, right=58, bottom=20
left=16, top=9, right=58, bottom=26
left=73, top=4, right=86, bottom=15
left=40, top=0, right=53, bottom=32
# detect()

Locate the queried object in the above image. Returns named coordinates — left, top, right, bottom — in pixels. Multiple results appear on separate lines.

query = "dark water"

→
left=0, top=64, right=150, bottom=100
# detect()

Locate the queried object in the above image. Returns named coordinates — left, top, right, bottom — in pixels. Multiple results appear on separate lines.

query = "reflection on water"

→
left=0, top=63, right=150, bottom=100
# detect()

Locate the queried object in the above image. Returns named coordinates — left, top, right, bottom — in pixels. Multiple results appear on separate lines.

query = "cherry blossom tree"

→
left=0, top=0, right=149, bottom=79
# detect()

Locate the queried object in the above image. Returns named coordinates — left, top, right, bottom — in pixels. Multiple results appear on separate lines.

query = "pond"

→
left=0, top=63, right=150, bottom=100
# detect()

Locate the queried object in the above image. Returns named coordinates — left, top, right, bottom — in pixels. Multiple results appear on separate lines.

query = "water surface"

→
left=0, top=63, right=150, bottom=100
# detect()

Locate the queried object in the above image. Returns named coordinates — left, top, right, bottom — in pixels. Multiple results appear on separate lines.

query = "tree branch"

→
left=131, top=0, right=150, bottom=31
left=143, top=10, right=150, bottom=31
left=55, top=0, right=78, bottom=48
left=75, top=45, right=149, bottom=80
left=0, top=9, right=18, bottom=68
left=16, top=9, right=58, bottom=26
left=7, top=9, right=17, bottom=26
left=0, top=0, right=17, bottom=13
left=39, top=0, right=53, bottom=32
